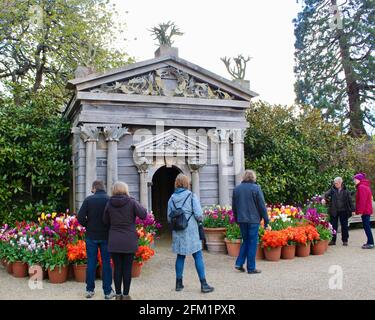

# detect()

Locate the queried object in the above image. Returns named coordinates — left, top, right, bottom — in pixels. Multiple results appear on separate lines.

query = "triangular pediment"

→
left=134, top=129, right=207, bottom=157
left=87, top=66, right=235, bottom=100
left=67, top=55, right=258, bottom=101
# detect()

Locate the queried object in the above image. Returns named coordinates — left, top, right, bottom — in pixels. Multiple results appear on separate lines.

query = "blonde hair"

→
left=242, top=170, right=257, bottom=182
left=112, top=181, right=130, bottom=196
left=175, top=173, right=190, bottom=189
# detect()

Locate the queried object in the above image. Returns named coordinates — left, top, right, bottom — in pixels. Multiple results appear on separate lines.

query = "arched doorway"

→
left=152, top=166, right=181, bottom=233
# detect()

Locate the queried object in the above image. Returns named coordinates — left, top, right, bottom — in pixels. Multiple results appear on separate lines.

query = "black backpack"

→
left=169, top=193, right=193, bottom=231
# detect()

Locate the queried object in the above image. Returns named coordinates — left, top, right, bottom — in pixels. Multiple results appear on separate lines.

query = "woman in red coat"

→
left=353, top=173, right=374, bottom=249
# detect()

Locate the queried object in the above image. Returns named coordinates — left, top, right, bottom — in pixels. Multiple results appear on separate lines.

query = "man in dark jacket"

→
left=232, top=170, right=269, bottom=274
left=78, top=180, right=115, bottom=299
left=322, top=177, right=355, bottom=246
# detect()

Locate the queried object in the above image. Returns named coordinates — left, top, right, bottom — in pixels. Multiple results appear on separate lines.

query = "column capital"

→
left=104, top=126, right=130, bottom=142
left=212, top=128, right=231, bottom=144
left=231, top=129, right=245, bottom=144
left=135, top=156, right=152, bottom=173
left=187, top=157, right=206, bottom=172
left=80, top=125, right=100, bottom=143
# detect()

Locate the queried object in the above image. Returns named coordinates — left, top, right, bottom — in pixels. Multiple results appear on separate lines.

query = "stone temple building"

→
left=64, top=46, right=258, bottom=227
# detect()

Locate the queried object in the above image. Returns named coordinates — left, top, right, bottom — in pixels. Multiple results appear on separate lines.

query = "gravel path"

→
left=1, top=229, right=374, bottom=300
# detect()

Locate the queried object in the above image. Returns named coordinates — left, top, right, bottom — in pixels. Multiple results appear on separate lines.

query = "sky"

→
left=112, top=0, right=303, bottom=105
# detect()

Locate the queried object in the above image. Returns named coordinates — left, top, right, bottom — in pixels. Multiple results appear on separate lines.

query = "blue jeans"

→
left=361, top=215, right=374, bottom=245
left=86, top=238, right=113, bottom=295
left=235, top=223, right=259, bottom=272
left=176, top=250, right=206, bottom=281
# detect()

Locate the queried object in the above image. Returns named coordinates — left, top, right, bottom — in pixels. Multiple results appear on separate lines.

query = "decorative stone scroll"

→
left=89, top=67, right=233, bottom=100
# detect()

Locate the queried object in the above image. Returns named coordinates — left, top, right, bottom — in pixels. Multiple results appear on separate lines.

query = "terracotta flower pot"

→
left=67, top=264, right=75, bottom=280
left=131, top=262, right=142, bottom=278
left=6, top=261, right=13, bottom=274
left=311, top=241, right=326, bottom=255
left=256, top=244, right=264, bottom=260
left=224, top=238, right=241, bottom=257
left=296, top=243, right=311, bottom=257
left=48, top=265, right=68, bottom=284
left=203, top=227, right=227, bottom=253
left=281, top=245, right=296, bottom=260
left=28, top=264, right=48, bottom=280
left=73, top=264, right=87, bottom=282
left=12, top=261, right=28, bottom=278
left=324, top=240, right=329, bottom=251
left=264, top=246, right=282, bottom=262
left=1, top=258, right=7, bottom=267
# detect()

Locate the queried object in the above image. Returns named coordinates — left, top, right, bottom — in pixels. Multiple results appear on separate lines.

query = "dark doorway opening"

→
left=152, top=166, right=181, bottom=234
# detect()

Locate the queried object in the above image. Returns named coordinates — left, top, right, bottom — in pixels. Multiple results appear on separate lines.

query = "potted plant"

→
left=311, top=225, right=331, bottom=255
left=257, top=227, right=265, bottom=259
left=132, top=226, right=155, bottom=278
left=8, top=238, right=28, bottom=278
left=44, top=246, right=68, bottom=284
left=67, top=240, right=87, bottom=282
left=261, top=230, right=287, bottom=262
left=202, top=205, right=233, bottom=253
left=294, top=225, right=319, bottom=257
left=2, top=242, right=14, bottom=274
left=281, top=227, right=296, bottom=260
left=224, top=223, right=241, bottom=257
left=133, top=245, right=154, bottom=278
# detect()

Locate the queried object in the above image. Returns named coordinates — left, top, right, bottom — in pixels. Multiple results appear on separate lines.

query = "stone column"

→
left=135, top=157, right=152, bottom=210
left=80, top=125, right=100, bottom=197
left=232, top=129, right=245, bottom=186
left=215, top=129, right=231, bottom=206
left=188, top=157, right=206, bottom=198
left=103, top=126, right=129, bottom=195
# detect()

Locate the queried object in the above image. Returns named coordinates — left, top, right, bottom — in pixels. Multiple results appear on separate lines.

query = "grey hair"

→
left=242, top=170, right=257, bottom=182
left=334, top=177, right=343, bottom=183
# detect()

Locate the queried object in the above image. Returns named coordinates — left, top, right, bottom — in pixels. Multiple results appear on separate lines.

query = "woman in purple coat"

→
left=103, top=181, right=147, bottom=300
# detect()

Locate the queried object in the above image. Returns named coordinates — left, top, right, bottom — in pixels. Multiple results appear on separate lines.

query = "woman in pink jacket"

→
left=353, top=173, right=374, bottom=249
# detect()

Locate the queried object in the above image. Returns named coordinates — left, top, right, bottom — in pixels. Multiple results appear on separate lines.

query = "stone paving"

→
left=0, top=229, right=374, bottom=300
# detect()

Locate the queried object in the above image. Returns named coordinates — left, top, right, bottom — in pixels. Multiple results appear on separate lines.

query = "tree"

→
left=0, top=0, right=133, bottom=104
left=0, top=94, right=71, bottom=223
left=294, top=0, right=374, bottom=137
left=245, top=101, right=358, bottom=204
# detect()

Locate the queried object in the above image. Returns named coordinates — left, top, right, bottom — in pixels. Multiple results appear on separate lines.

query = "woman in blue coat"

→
left=167, top=173, right=214, bottom=293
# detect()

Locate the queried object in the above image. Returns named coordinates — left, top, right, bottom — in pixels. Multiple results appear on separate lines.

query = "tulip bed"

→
left=0, top=211, right=161, bottom=283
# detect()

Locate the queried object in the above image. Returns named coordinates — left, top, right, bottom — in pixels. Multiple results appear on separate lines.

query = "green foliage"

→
left=0, top=0, right=133, bottom=104
left=225, top=223, right=241, bottom=241
left=294, top=0, right=374, bottom=135
left=316, top=224, right=333, bottom=241
left=0, top=95, right=71, bottom=223
left=43, top=246, right=68, bottom=271
left=245, top=101, right=358, bottom=204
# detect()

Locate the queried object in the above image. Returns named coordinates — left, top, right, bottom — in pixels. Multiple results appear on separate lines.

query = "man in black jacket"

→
left=232, top=170, right=269, bottom=274
left=322, top=177, right=355, bottom=246
left=78, top=180, right=115, bottom=299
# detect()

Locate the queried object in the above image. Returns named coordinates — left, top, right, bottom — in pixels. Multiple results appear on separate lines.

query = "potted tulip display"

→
left=202, top=205, right=234, bottom=253
left=67, top=240, right=87, bottom=282
left=43, top=246, right=68, bottom=284
left=262, top=230, right=288, bottom=261
left=132, top=226, right=155, bottom=278
left=224, top=223, right=241, bottom=257
left=281, top=227, right=296, bottom=260
left=312, top=225, right=332, bottom=255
